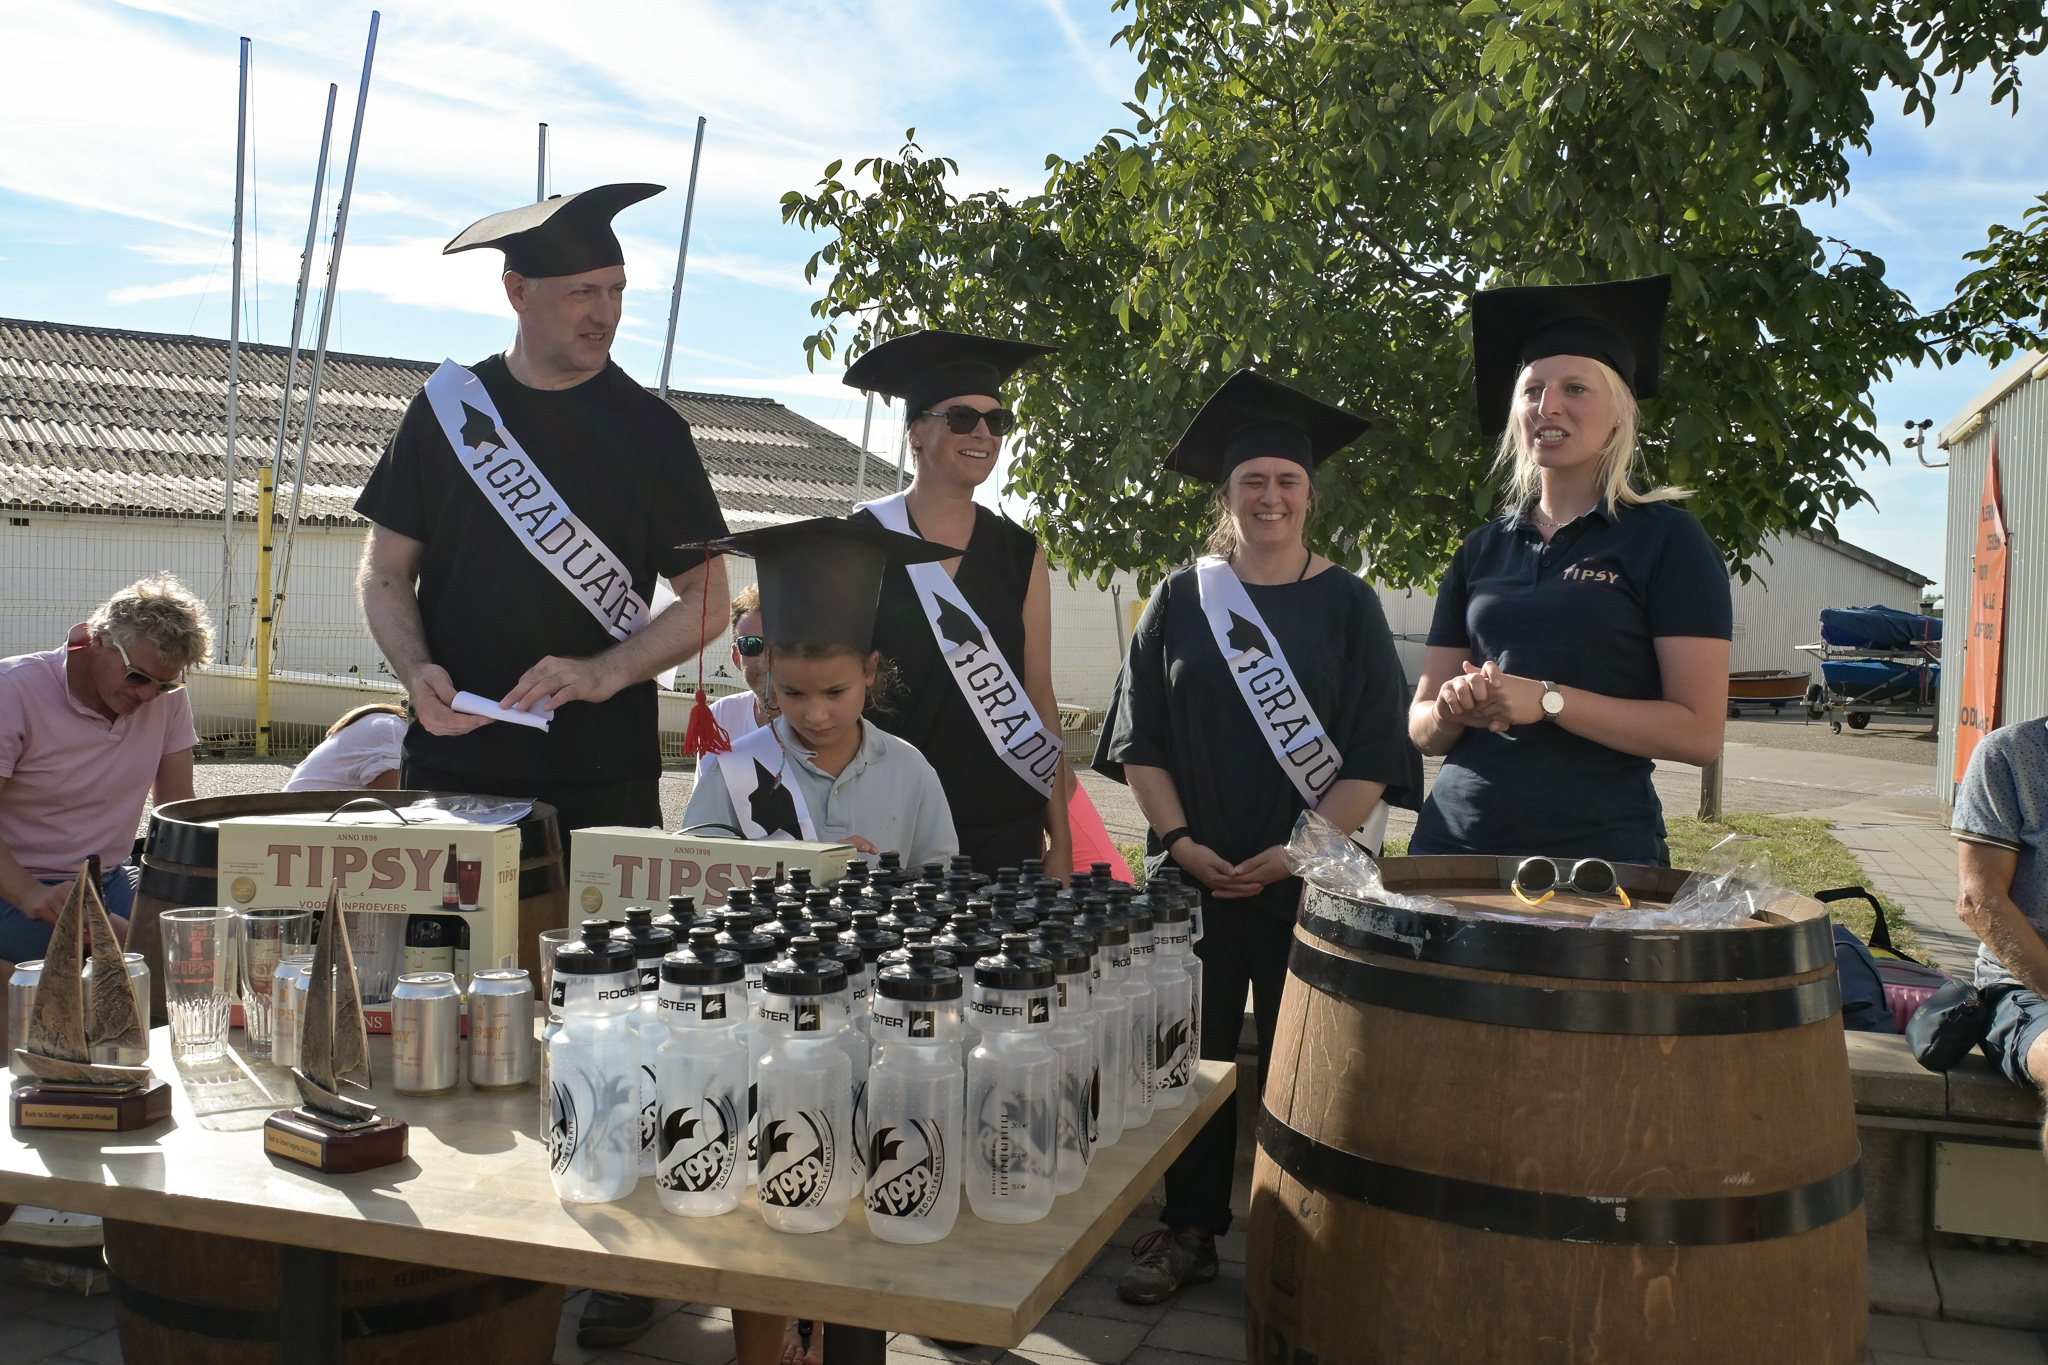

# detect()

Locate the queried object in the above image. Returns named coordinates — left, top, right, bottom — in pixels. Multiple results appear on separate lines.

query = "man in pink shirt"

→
left=0, top=574, right=208, bottom=962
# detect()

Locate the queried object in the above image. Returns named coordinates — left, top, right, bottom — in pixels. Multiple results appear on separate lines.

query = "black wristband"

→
left=1156, top=826, right=1194, bottom=850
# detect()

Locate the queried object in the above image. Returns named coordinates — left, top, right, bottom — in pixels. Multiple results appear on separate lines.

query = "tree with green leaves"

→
left=1934, top=192, right=2048, bottom=364
left=785, top=0, right=2044, bottom=588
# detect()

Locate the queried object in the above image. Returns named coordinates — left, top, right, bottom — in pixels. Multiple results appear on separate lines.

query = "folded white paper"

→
left=452, top=691, right=552, bottom=731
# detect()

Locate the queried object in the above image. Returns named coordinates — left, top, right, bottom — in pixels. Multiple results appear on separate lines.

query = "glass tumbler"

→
left=538, top=927, right=579, bottom=1022
left=160, top=908, right=237, bottom=1063
left=234, top=909, right=312, bottom=1059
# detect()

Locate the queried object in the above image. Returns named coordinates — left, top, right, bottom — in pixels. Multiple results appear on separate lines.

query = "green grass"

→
left=1381, top=816, right=1909, bottom=948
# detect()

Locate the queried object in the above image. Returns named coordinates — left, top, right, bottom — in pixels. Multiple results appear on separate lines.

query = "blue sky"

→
left=2, top=2, right=2042, bottom=597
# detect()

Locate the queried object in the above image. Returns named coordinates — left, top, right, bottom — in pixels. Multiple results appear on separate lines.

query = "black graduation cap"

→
left=842, top=330, right=1055, bottom=417
left=1163, top=371, right=1370, bottom=484
left=1470, top=275, right=1671, bottom=437
left=443, top=183, right=663, bottom=279
left=691, top=517, right=959, bottom=654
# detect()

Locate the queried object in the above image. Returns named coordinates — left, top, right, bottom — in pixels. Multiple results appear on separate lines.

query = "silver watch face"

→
left=1541, top=687, right=1564, bottom=716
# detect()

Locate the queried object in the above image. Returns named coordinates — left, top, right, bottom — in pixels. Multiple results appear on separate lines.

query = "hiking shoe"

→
left=1116, top=1227, right=1217, bottom=1304
left=0, top=1207, right=104, bottom=1250
left=577, top=1290, right=657, bottom=1347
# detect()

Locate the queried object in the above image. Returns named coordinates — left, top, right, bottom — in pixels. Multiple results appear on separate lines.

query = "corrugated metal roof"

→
left=0, top=316, right=871, bottom=525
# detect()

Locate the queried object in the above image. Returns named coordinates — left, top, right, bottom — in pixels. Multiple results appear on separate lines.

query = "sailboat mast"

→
left=658, top=117, right=708, bottom=401
left=221, top=37, right=250, bottom=664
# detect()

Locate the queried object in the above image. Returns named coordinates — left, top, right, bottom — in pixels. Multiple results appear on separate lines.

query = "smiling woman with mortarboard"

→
left=1091, top=370, right=1423, bottom=1307
left=1406, top=275, right=1734, bottom=863
left=842, top=330, right=1075, bottom=882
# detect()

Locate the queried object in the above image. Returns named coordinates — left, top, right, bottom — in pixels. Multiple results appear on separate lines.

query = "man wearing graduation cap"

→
left=679, top=517, right=959, bottom=867
left=1095, top=371, right=1421, bottom=1304
left=1407, top=275, right=1732, bottom=863
left=355, top=184, right=731, bottom=843
left=844, top=330, right=1072, bottom=877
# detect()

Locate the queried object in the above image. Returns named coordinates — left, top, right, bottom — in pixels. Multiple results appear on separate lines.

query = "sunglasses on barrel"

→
left=1511, top=856, right=1630, bottom=909
left=922, top=405, right=1018, bottom=437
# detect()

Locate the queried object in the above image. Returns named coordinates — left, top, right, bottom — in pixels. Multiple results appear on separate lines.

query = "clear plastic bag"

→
left=1591, top=833, right=1792, bottom=930
left=406, top=795, right=535, bottom=826
left=1283, top=810, right=1459, bottom=916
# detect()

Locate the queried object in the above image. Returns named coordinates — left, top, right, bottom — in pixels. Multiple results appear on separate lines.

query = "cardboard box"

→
left=217, top=809, right=522, bottom=1030
left=568, top=827, right=854, bottom=916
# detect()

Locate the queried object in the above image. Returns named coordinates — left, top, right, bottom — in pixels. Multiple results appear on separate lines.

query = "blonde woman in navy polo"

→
left=1407, top=277, right=1732, bottom=864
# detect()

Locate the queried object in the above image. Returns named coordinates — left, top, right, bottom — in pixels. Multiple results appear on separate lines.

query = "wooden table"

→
left=2, top=1028, right=1234, bottom=1364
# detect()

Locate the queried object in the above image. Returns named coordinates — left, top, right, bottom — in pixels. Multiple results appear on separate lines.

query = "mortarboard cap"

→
left=443, top=183, right=663, bottom=279
left=690, top=518, right=960, bottom=654
left=1163, top=371, right=1370, bottom=484
left=1471, top=275, right=1671, bottom=437
left=842, top=329, right=1055, bottom=418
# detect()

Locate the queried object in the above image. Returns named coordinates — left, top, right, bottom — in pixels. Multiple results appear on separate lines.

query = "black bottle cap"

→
left=1032, top=924, right=1090, bottom=977
left=713, top=913, right=779, bottom=964
left=973, top=934, right=1055, bottom=990
left=763, top=936, right=848, bottom=996
left=879, top=852, right=903, bottom=872
left=1021, top=858, right=1044, bottom=877
left=661, top=928, right=744, bottom=985
left=934, top=915, right=999, bottom=966
left=877, top=942, right=964, bottom=1002
left=847, top=911, right=904, bottom=964
left=615, top=918, right=677, bottom=960
left=846, top=859, right=871, bottom=882
left=1143, top=880, right=1190, bottom=924
left=556, top=919, right=635, bottom=974
left=809, top=922, right=865, bottom=972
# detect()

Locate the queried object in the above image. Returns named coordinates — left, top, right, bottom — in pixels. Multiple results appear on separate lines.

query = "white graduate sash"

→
left=424, top=360, right=652, bottom=642
left=715, top=723, right=817, bottom=842
left=857, top=494, right=1062, bottom=797
left=1193, top=557, right=1390, bottom=851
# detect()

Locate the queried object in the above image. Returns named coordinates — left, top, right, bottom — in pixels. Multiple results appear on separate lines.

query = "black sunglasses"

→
left=922, top=405, right=1017, bottom=438
left=735, top=635, right=766, bottom=657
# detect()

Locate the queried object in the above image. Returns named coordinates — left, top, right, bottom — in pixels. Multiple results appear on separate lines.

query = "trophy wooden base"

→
left=263, top=1109, right=409, bottom=1173
left=11, top=1082, right=173, bottom=1132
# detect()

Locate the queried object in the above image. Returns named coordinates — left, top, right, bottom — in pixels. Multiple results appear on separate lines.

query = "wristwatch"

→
left=1540, top=681, right=1565, bottom=719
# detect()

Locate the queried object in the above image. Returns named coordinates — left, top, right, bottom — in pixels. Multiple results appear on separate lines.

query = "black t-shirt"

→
left=1412, top=499, right=1731, bottom=862
left=1094, top=564, right=1423, bottom=921
left=853, top=503, right=1046, bottom=834
left=354, top=354, right=727, bottom=784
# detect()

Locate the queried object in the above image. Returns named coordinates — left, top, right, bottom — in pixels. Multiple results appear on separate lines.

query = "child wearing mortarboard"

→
left=681, top=518, right=959, bottom=869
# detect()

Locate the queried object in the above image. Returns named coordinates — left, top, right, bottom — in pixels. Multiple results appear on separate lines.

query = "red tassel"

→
left=682, top=687, right=732, bottom=758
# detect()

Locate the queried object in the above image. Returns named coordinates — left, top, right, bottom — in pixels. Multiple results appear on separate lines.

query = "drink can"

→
left=392, top=972, right=462, bottom=1096
left=271, top=955, right=315, bottom=1070
left=467, top=968, right=534, bottom=1090
left=79, top=953, right=151, bottom=1066
left=8, top=960, right=42, bottom=1078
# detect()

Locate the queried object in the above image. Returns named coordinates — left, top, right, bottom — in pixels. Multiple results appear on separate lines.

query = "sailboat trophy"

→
left=262, top=882, right=409, bottom=1172
left=10, top=858, right=171, bottom=1131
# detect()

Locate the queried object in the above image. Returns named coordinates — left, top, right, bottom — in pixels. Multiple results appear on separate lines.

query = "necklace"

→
left=1227, top=548, right=1315, bottom=584
left=1532, top=501, right=1595, bottom=531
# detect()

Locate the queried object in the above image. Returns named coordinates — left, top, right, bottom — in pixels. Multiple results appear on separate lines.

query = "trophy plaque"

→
left=10, top=858, right=172, bottom=1132
left=263, top=884, right=408, bottom=1173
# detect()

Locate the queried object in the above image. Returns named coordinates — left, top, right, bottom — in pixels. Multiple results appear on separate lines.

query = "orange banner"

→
left=1955, top=431, right=2008, bottom=784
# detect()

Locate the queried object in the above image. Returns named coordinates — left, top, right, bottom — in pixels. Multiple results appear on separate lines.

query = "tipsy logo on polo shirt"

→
left=1559, top=557, right=1627, bottom=588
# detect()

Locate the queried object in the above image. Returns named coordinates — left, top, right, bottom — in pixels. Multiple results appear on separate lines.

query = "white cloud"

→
left=107, top=271, right=224, bottom=304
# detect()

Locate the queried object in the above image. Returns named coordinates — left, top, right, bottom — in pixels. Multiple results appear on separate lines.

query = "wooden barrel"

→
left=1246, top=855, right=1865, bottom=1364
left=103, top=1221, right=561, bottom=1365
left=129, top=790, right=569, bottom=1024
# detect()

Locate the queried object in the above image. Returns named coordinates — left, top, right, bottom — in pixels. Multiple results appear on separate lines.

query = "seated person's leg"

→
left=1984, top=987, right=2048, bottom=1145
left=0, top=891, right=56, bottom=963
left=733, top=1310, right=822, bottom=1365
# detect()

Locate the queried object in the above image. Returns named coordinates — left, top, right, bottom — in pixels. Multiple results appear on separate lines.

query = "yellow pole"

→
left=255, top=465, right=274, bottom=757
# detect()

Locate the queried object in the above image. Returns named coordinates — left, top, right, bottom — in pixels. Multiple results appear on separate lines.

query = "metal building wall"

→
left=1940, top=364, right=2048, bottom=801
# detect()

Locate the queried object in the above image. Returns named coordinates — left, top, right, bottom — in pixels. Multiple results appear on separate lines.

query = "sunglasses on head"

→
left=922, top=405, right=1018, bottom=438
left=735, top=635, right=766, bottom=658
left=103, top=634, right=185, bottom=694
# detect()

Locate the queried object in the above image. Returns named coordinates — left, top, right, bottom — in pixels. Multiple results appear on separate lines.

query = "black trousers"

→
left=399, top=758, right=661, bottom=864
left=1159, top=896, right=1294, bottom=1235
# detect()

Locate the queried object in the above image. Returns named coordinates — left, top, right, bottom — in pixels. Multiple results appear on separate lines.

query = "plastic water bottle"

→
left=655, top=929, right=748, bottom=1216
left=754, top=938, right=854, bottom=1233
left=812, top=924, right=873, bottom=1184
left=965, top=934, right=1058, bottom=1224
left=1067, top=902, right=1128, bottom=1149
left=1148, top=889, right=1197, bottom=1110
left=714, top=911, right=777, bottom=1186
left=615, top=908, right=675, bottom=1177
left=1111, top=894, right=1158, bottom=1127
left=1155, top=866, right=1201, bottom=943
left=547, top=922, right=640, bottom=1204
left=865, top=944, right=966, bottom=1244
left=1032, top=924, right=1096, bottom=1194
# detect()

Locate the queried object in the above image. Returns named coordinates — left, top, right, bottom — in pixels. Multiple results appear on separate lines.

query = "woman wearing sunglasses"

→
left=708, top=585, right=777, bottom=741
left=844, top=330, right=1073, bottom=880
left=1408, top=276, right=1731, bottom=864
